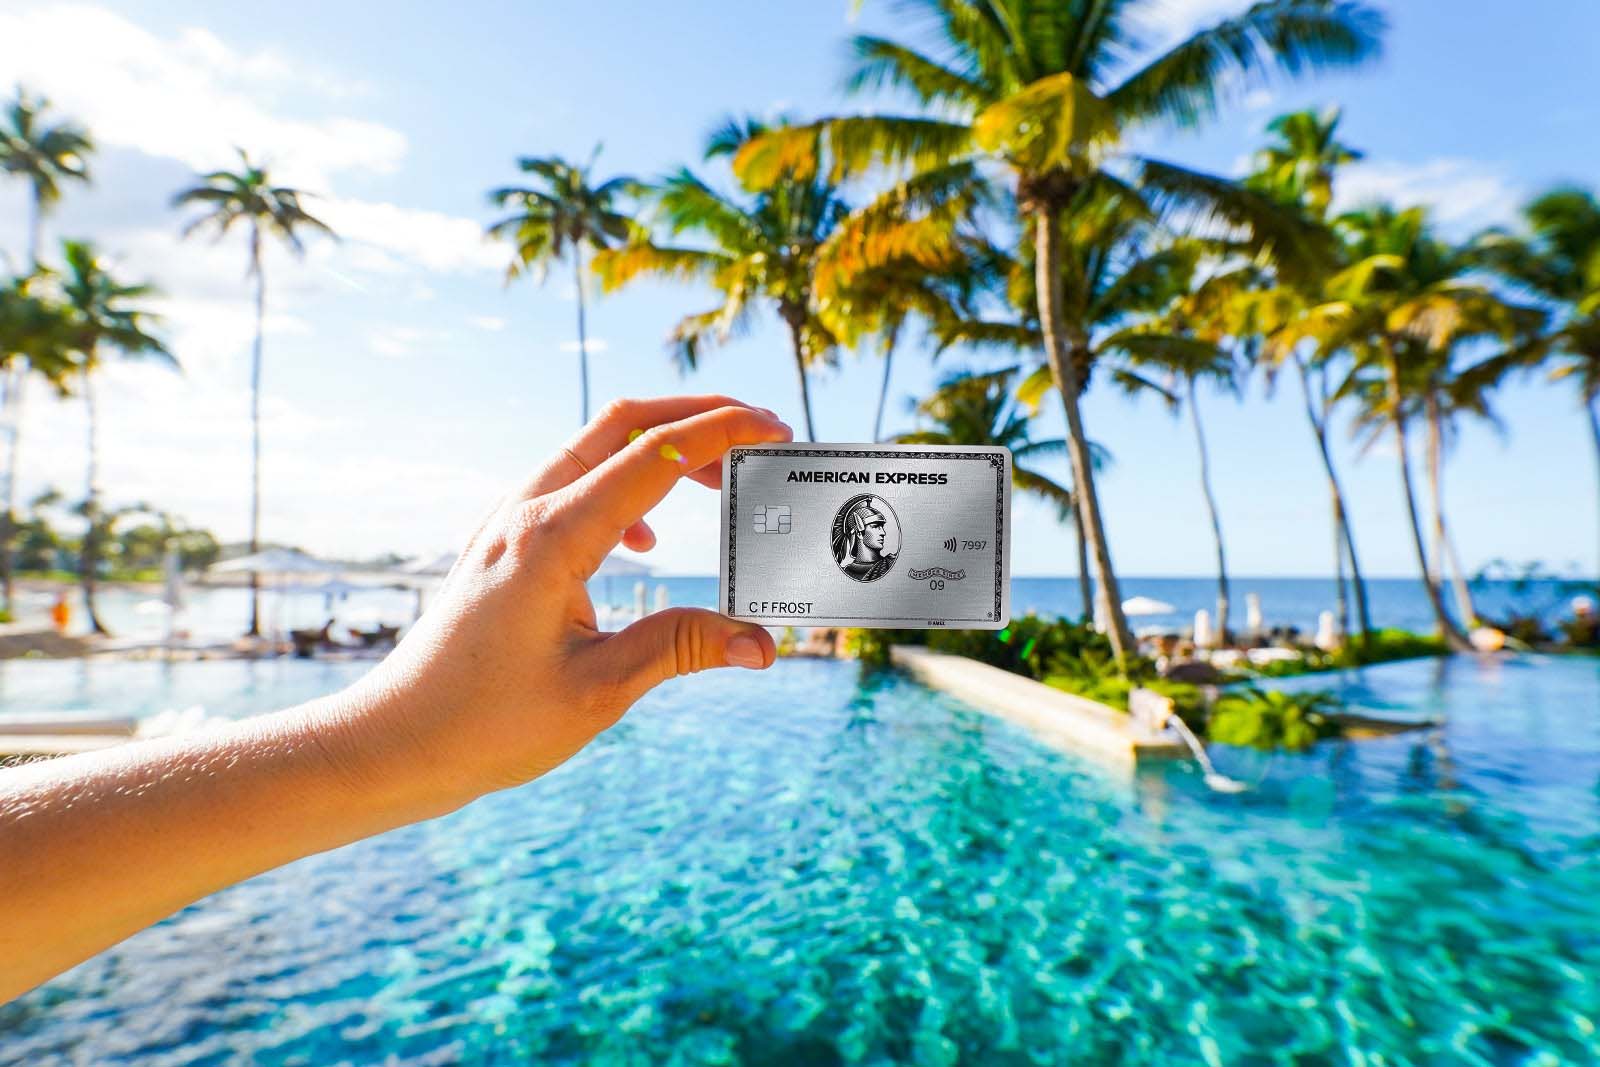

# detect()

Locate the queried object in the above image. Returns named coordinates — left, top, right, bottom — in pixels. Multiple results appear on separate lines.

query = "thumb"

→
left=598, top=606, right=776, bottom=700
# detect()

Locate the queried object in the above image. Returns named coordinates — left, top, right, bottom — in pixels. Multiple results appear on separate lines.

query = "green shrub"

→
left=1334, top=628, right=1449, bottom=667
left=1207, top=687, right=1342, bottom=752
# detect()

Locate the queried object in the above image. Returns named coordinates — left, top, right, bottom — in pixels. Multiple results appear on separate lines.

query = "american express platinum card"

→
left=720, top=443, right=1011, bottom=629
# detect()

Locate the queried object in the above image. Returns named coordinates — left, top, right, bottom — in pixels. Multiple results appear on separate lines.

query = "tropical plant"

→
left=173, top=149, right=333, bottom=636
left=487, top=148, right=640, bottom=424
left=57, top=240, right=175, bottom=634
left=1208, top=685, right=1341, bottom=751
left=732, top=0, right=1382, bottom=666
left=1245, top=107, right=1373, bottom=642
left=594, top=118, right=854, bottom=440
left=1475, top=186, right=1600, bottom=568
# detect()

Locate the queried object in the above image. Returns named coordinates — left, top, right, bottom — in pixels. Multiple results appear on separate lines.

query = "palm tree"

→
left=895, top=366, right=1076, bottom=518
left=733, top=0, right=1382, bottom=665
left=929, top=207, right=1188, bottom=622
left=1476, top=186, right=1600, bottom=568
left=1285, top=206, right=1541, bottom=648
left=1143, top=257, right=1250, bottom=644
left=486, top=148, right=640, bottom=424
left=0, top=87, right=92, bottom=269
left=594, top=118, right=854, bottom=440
left=1245, top=106, right=1373, bottom=643
left=0, top=269, right=77, bottom=613
left=173, top=149, right=333, bottom=636
left=819, top=250, right=983, bottom=441
left=0, top=87, right=93, bottom=615
left=1247, top=107, right=1361, bottom=218
left=58, top=241, right=174, bottom=634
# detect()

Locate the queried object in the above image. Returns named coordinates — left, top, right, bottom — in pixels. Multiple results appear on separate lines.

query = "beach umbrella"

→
left=401, top=552, right=458, bottom=577
left=209, top=548, right=334, bottom=576
left=1122, top=596, right=1176, bottom=616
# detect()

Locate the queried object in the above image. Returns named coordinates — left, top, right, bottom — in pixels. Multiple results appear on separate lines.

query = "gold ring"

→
left=561, top=446, right=591, bottom=474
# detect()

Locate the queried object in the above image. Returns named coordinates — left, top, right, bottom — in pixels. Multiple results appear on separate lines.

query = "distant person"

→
left=0, top=396, right=791, bottom=1003
left=49, top=591, right=70, bottom=634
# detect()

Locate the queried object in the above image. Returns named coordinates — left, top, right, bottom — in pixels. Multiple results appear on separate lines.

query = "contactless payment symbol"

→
left=752, top=504, right=791, bottom=534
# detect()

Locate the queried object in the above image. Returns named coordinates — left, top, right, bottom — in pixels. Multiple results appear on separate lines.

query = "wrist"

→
left=293, top=677, right=476, bottom=828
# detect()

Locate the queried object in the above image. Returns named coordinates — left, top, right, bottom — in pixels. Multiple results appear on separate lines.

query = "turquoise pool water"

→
left=2, top=655, right=1597, bottom=1064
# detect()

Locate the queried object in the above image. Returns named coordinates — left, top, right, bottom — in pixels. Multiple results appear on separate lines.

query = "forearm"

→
left=0, top=686, right=457, bottom=1003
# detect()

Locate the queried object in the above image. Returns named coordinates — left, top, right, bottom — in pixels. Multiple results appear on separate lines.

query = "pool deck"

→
left=889, top=646, right=1191, bottom=770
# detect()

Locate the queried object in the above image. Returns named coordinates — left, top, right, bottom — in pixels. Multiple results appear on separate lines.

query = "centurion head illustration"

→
left=831, top=494, right=899, bottom=583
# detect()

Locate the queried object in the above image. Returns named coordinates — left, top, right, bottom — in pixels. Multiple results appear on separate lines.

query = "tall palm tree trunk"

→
left=247, top=226, right=265, bottom=638
left=1187, top=376, right=1229, bottom=644
left=80, top=369, right=109, bottom=636
left=872, top=340, right=895, bottom=443
left=1424, top=395, right=1476, bottom=626
left=0, top=370, right=23, bottom=617
left=1295, top=355, right=1371, bottom=642
left=0, top=191, right=41, bottom=618
left=782, top=314, right=818, bottom=441
left=1072, top=497, right=1093, bottom=622
left=1386, top=359, right=1468, bottom=649
left=1033, top=209, right=1131, bottom=664
left=27, top=188, right=43, bottom=269
left=573, top=245, right=591, bottom=425
left=1589, top=396, right=1600, bottom=577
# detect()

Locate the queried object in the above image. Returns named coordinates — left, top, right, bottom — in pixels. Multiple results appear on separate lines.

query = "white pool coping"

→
left=890, top=645, right=1191, bottom=770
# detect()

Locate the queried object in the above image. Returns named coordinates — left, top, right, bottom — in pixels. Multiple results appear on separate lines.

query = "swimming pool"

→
left=2, top=654, right=1596, bottom=1064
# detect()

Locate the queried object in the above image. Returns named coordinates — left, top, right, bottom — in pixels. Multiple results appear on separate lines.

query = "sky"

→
left=0, top=0, right=1596, bottom=579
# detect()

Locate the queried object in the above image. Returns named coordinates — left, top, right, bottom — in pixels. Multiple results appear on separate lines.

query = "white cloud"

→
left=316, top=197, right=508, bottom=274
left=1335, top=158, right=1520, bottom=230
left=1135, top=0, right=1250, bottom=47
left=0, top=4, right=405, bottom=189
left=559, top=338, right=608, bottom=353
left=470, top=316, right=507, bottom=331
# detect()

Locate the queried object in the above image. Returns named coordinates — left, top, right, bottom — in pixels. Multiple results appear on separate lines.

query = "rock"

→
left=1162, top=660, right=1226, bottom=684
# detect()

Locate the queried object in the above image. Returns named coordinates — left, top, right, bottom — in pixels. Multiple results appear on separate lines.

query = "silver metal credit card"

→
left=720, top=443, right=1011, bottom=629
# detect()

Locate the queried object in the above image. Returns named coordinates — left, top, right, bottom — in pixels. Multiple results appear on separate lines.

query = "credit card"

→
left=719, top=443, right=1011, bottom=629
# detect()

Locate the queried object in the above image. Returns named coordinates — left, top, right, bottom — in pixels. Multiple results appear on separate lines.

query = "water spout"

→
left=1165, top=715, right=1248, bottom=793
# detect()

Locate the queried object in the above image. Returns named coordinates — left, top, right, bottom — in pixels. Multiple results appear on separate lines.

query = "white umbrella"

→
left=401, top=552, right=458, bottom=577
left=209, top=548, right=333, bottom=576
left=1122, top=595, right=1176, bottom=616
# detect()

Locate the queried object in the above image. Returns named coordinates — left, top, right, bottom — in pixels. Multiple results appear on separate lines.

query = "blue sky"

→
left=0, top=0, right=1595, bottom=578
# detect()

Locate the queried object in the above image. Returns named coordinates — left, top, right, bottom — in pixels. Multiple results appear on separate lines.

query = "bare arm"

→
left=0, top=396, right=791, bottom=1003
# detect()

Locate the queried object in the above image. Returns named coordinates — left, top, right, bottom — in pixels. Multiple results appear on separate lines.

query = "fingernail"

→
left=759, top=407, right=779, bottom=419
left=725, top=633, right=767, bottom=669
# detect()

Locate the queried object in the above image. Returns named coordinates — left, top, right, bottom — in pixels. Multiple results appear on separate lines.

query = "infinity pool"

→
left=2, top=654, right=1596, bottom=1064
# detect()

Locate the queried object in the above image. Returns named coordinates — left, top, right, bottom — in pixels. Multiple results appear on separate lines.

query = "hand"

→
left=337, top=395, right=793, bottom=811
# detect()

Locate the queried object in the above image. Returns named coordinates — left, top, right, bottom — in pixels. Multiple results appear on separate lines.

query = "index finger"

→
left=556, top=405, right=793, bottom=574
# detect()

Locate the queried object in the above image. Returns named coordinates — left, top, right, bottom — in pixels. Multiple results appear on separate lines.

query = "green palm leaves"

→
left=594, top=120, right=856, bottom=440
left=488, top=149, right=640, bottom=424
left=0, top=87, right=93, bottom=267
left=173, top=149, right=333, bottom=258
left=727, top=0, right=1382, bottom=667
